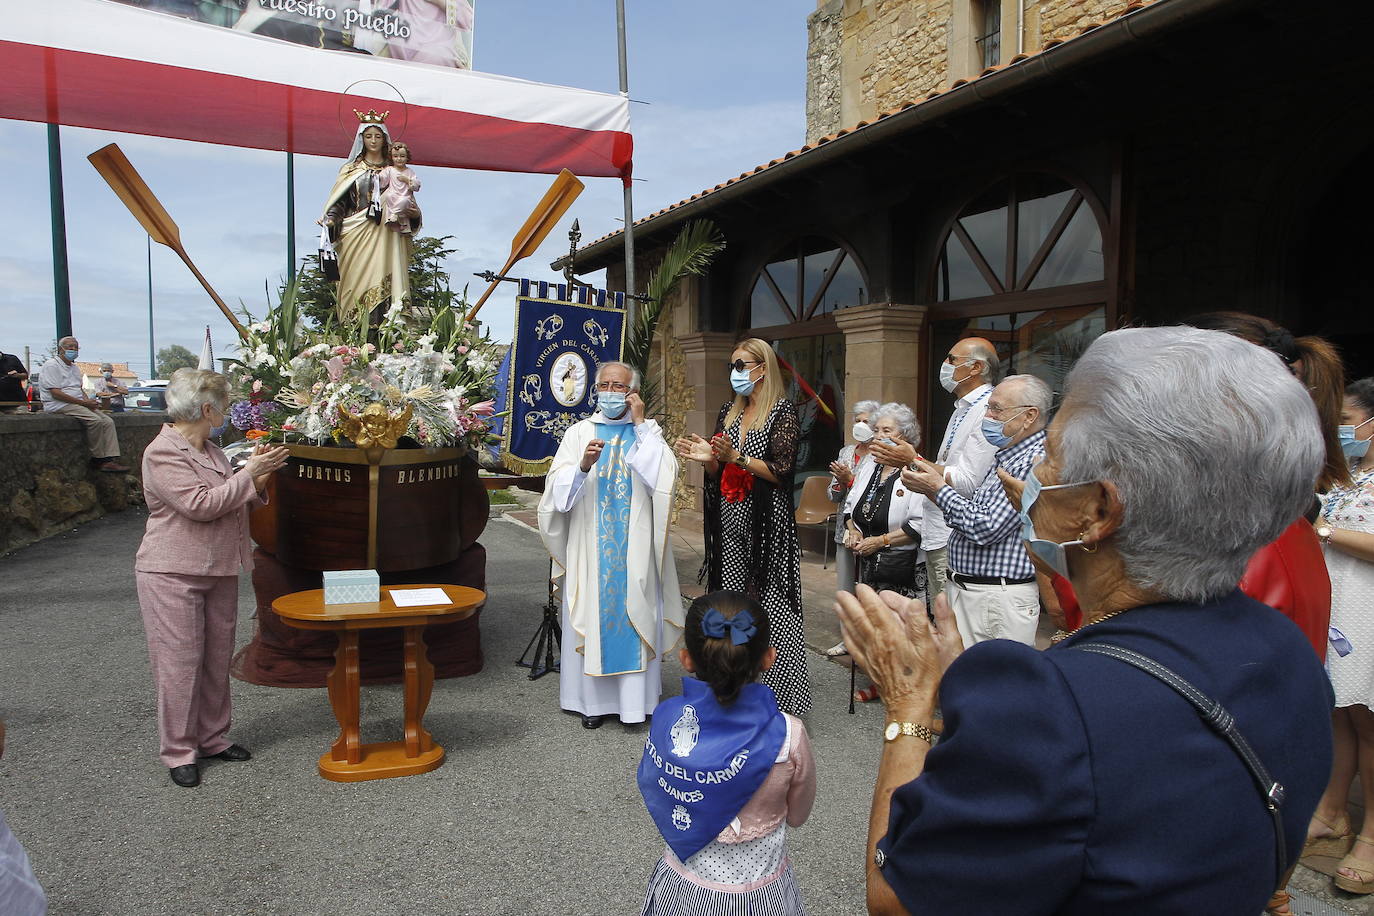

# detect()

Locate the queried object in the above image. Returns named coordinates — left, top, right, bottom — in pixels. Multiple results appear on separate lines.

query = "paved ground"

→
left=2, top=505, right=1368, bottom=914
left=0, top=510, right=878, bottom=916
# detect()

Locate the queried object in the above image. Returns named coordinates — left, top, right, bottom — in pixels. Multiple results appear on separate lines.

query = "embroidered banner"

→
left=500, top=280, right=626, bottom=475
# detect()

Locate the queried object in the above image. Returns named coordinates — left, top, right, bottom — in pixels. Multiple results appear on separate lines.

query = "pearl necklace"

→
left=1050, top=608, right=1130, bottom=644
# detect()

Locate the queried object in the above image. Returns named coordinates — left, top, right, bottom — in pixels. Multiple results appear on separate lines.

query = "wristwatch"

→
left=1317, top=525, right=1333, bottom=545
left=884, top=721, right=934, bottom=744
left=734, top=453, right=749, bottom=469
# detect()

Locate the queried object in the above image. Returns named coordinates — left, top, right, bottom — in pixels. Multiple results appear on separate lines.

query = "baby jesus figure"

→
left=379, top=142, right=422, bottom=235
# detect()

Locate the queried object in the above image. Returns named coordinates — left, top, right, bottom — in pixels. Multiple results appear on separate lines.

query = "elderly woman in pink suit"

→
left=135, top=369, right=288, bottom=788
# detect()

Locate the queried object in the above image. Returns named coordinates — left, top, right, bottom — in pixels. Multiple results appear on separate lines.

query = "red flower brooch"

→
left=720, top=462, right=755, bottom=503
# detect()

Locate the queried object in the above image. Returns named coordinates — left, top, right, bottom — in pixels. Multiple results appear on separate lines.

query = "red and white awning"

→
left=1, top=0, right=632, bottom=180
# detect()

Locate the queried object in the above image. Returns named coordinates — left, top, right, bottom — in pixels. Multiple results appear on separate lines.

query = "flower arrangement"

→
left=719, top=462, right=755, bottom=503
left=226, top=288, right=503, bottom=452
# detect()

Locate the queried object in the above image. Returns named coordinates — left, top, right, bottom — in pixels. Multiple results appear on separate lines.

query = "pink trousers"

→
left=135, top=572, right=239, bottom=767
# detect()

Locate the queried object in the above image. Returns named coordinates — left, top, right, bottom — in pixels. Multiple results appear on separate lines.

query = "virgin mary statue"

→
left=320, top=112, right=412, bottom=325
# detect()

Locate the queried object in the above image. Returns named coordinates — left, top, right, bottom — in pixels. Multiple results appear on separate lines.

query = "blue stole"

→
left=638, top=677, right=787, bottom=862
left=594, top=422, right=639, bottom=675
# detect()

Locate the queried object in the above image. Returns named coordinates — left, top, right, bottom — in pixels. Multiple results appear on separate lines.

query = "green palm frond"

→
left=624, top=220, right=725, bottom=413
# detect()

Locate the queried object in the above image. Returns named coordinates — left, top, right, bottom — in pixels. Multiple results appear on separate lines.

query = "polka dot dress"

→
left=715, top=402, right=812, bottom=718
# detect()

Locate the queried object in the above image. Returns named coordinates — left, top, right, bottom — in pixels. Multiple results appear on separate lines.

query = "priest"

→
left=538, top=361, right=684, bottom=728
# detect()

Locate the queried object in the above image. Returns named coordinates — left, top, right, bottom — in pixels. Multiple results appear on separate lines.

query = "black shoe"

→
left=202, top=743, right=252, bottom=762
left=581, top=714, right=608, bottom=729
left=170, top=764, right=200, bottom=787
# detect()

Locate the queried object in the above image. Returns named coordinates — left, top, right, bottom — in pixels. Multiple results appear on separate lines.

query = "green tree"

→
left=156, top=344, right=198, bottom=378
left=289, top=235, right=460, bottom=329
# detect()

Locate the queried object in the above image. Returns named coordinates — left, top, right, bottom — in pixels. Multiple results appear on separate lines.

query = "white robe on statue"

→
left=538, top=411, right=683, bottom=722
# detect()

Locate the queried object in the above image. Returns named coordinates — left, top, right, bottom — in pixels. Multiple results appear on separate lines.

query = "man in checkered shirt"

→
left=902, top=374, right=1052, bottom=648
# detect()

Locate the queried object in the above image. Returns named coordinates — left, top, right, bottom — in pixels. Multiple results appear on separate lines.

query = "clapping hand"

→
left=830, top=460, right=853, bottom=487
left=871, top=438, right=918, bottom=468
left=901, top=459, right=945, bottom=497
left=836, top=585, right=964, bottom=711
left=709, top=433, right=739, bottom=465
left=674, top=434, right=715, bottom=464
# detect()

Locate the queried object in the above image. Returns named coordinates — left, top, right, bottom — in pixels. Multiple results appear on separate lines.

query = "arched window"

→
left=748, top=236, right=866, bottom=329
left=934, top=174, right=1104, bottom=301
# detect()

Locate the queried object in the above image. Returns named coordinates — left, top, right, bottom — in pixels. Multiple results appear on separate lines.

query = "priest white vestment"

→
left=538, top=409, right=682, bottom=723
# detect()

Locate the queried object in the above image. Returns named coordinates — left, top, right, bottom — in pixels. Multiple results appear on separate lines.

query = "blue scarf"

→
left=638, top=677, right=787, bottom=862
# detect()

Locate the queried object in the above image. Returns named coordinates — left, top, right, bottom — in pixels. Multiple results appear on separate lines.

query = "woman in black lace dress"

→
left=675, top=338, right=812, bottom=716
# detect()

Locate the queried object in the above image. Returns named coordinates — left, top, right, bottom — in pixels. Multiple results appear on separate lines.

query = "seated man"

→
left=36, top=336, right=129, bottom=473
left=902, top=374, right=1052, bottom=648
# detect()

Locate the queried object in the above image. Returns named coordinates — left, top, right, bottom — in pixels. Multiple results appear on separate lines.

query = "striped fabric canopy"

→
left=2, top=0, right=632, bottom=181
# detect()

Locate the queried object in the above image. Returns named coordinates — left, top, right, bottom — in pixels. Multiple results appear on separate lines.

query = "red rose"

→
left=720, top=462, right=755, bottom=503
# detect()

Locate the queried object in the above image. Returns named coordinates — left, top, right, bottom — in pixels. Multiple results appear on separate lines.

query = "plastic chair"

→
left=795, top=474, right=839, bottom=569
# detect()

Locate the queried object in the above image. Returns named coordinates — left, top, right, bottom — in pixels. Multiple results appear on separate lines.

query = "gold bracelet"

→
left=884, top=721, right=934, bottom=744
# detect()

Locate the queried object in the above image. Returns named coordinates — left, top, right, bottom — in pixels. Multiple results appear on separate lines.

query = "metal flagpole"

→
left=286, top=152, right=297, bottom=283
left=615, top=0, right=635, bottom=327
left=147, top=235, right=155, bottom=380
left=48, top=125, right=73, bottom=340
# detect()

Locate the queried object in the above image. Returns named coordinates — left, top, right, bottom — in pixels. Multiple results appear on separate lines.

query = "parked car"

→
left=123, top=386, right=168, bottom=412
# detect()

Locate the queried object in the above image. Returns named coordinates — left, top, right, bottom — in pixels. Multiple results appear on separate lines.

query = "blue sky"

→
left=3, top=1, right=813, bottom=378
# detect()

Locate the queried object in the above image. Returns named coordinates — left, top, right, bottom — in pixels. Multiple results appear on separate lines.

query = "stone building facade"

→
left=807, top=0, right=1134, bottom=143
left=568, top=0, right=1374, bottom=529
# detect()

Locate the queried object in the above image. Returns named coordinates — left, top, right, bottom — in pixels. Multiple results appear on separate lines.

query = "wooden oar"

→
left=87, top=143, right=246, bottom=336
left=464, top=168, right=584, bottom=323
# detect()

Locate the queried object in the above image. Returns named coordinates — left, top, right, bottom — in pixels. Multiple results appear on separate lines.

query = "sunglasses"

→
left=728, top=359, right=762, bottom=373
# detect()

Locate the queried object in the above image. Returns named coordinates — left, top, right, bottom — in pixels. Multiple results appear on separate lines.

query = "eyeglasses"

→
left=595, top=381, right=630, bottom=392
left=985, top=403, right=1033, bottom=417
left=728, top=359, right=762, bottom=373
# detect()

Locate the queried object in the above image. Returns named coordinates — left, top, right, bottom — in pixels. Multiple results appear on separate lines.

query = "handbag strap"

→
left=1075, top=642, right=1288, bottom=884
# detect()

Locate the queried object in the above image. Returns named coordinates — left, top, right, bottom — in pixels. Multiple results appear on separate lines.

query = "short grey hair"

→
left=966, top=340, right=1002, bottom=383
left=872, top=402, right=921, bottom=448
left=58, top=336, right=78, bottom=349
left=853, top=399, right=880, bottom=420
left=1000, top=374, right=1053, bottom=431
left=166, top=368, right=230, bottom=423
left=595, top=360, right=641, bottom=390
left=1057, top=326, right=1322, bottom=604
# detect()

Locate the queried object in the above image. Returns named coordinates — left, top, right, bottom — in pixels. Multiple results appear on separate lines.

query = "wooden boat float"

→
left=250, top=444, right=487, bottom=572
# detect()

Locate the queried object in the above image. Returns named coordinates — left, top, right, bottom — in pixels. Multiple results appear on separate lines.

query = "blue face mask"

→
left=1019, top=459, right=1095, bottom=579
left=981, top=408, right=1026, bottom=449
left=64, top=349, right=79, bottom=361
left=208, top=406, right=227, bottom=438
left=730, top=368, right=757, bottom=396
left=1339, top=418, right=1374, bottom=458
left=596, top=390, right=628, bottom=419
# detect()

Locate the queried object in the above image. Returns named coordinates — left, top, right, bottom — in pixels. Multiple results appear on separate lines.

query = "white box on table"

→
left=322, top=569, right=380, bottom=605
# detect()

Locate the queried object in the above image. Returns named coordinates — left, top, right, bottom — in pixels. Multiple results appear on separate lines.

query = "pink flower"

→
left=456, top=345, right=469, bottom=355
left=326, top=357, right=345, bottom=383
left=281, top=422, right=297, bottom=431
left=469, top=399, right=496, bottom=417
left=334, top=345, right=350, bottom=356
left=252, top=379, right=263, bottom=393
left=341, top=355, right=353, bottom=366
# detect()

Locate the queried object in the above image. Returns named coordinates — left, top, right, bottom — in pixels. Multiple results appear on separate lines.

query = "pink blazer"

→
left=135, top=425, right=265, bottom=576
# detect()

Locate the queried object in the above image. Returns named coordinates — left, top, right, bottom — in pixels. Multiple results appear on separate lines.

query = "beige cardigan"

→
left=135, top=425, right=265, bottom=576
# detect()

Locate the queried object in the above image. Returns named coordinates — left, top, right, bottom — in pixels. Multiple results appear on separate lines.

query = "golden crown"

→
left=354, top=109, right=390, bottom=124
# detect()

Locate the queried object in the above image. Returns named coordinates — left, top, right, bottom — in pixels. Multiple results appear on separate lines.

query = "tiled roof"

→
left=75, top=361, right=138, bottom=379
left=571, top=0, right=1159, bottom=257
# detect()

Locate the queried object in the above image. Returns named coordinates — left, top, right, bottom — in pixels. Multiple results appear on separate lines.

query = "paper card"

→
left=388, top=587, right=451, bottom=608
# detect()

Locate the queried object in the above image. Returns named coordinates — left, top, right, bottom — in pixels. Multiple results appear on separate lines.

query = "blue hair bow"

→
left=701, top=607, right=757, bottom=646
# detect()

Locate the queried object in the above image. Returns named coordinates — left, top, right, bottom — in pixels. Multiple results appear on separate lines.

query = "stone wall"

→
left=0, top=412, right=166, bottom=554
left=806, top=0, right=844, bottom=144
left=1037, top=0, right=1132, bottom=43
left=804, top=0, right=1139, bottom=143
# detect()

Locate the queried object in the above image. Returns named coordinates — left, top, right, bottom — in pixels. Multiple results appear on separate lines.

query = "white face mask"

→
left=851, top=421, right=874, bottom=443
left=939, top=358, right=975, bottom=393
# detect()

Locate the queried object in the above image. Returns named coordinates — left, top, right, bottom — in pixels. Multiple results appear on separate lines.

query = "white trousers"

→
left=945, top=578, right=1040, bottom=649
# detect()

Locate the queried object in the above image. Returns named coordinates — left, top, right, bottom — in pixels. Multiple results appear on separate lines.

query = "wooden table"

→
left=273, top=584, right=485, bottom=782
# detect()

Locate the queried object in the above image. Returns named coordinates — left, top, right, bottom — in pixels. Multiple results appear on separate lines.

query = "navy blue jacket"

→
left=877, top=589, right=1333, bottom=914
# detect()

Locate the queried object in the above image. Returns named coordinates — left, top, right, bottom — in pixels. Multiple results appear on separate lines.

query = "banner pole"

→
left=147, top=235, right=155, bottom=380
left=48, top=125, right=73, bottom=340
left=616, top=0, right=635, bottom=327
left=286, top=152, right=297, bottom=283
